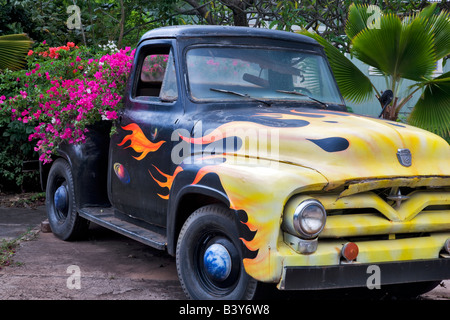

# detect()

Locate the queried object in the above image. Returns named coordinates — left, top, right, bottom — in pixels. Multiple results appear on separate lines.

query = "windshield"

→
left=186, top=46, right=344, bottom=106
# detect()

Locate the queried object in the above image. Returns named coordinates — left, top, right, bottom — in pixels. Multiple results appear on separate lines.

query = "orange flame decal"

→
left=149, top=165, right=183, bottom=199
left=149, top=163, right=217, bottom=200
left=191, top=166, right=212, bottom=185
left=118, top=123, right=165, bottom=160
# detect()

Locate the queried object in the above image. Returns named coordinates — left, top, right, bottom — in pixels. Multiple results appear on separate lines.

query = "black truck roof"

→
left=139, top=25, right=319, bottom=46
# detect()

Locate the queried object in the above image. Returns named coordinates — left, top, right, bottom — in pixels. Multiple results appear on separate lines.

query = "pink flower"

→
left=9, top=42, right=136, bottom=163
left=105, top=110, right=118, bottom=120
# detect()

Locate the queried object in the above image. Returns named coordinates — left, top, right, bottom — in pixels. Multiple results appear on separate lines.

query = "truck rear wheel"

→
left=46, top=158, right=89, bottom=240
left=176, top=204, right=258, bottom=300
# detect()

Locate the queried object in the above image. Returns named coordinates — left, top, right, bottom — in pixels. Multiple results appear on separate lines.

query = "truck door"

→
left=108, top=40, right=183, bottom=227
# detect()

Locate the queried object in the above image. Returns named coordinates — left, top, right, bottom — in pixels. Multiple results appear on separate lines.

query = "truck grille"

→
left=313, top=187, right=450, bottom=239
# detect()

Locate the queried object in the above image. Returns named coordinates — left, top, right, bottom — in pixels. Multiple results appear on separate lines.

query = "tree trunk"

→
left=222, top=0, right=249, bottom=26
left=117, top=0, right=125, bottom=48
left=382, top=97, right=399, bottom=121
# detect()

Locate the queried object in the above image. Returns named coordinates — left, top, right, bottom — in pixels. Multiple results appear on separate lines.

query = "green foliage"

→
left=351, top=13, right=437, bottom=82
left=0, top=68, right=39, bottom=192
left=0, top=229, right=38, bottom=269
left=0, top=0, right=183, bottom=48
left=0, top=40, right=128, bottom=191
left=408, top=72, right=450, bottom=139
left=0, top=34, right=33, bottom=71
left=302, top=3, right=450, bottom=141
left=300, top=30, right=375, bottom=103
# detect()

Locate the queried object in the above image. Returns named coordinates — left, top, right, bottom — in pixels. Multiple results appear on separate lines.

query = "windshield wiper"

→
left=210, top=88, right=271, bottom=106
left=276, top=90, right=328, bottom=109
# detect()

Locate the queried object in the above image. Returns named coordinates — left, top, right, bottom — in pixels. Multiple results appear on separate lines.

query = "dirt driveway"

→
left=0, top=223, right=185, bottom=300
left=0, top=200, right=448, bottom=300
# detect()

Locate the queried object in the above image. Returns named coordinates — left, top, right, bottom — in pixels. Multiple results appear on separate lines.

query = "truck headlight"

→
left=292, top=199, right=326, bottom=239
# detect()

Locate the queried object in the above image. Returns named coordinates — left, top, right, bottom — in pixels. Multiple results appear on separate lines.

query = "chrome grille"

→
left=312, top=188, right=450, bottom=239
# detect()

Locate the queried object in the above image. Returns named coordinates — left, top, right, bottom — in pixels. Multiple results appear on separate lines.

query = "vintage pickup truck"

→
left=41, top=25, right=450, bottom=299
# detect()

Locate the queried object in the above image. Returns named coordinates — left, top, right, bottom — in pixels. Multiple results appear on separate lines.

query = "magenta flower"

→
left=5, top=42, right=136, bottom=163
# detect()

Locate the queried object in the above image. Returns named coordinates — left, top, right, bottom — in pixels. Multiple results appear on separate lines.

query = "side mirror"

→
left=378, top=90, right=394, bottom=118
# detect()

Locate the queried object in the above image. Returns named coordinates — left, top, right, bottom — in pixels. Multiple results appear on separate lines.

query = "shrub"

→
left=0, top=41, right=135, bottom=164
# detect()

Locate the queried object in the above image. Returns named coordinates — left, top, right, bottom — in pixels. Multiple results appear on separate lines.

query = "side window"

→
left=135, top=47, right=178, bottom=102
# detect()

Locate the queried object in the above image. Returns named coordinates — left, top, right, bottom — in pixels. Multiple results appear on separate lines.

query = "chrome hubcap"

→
left=203, top=243, right=232, bottom=282
left=54, top=185, right=68, bottom=213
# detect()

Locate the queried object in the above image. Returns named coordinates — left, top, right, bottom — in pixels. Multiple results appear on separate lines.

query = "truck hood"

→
left=187, top=107, right=450, bottom=187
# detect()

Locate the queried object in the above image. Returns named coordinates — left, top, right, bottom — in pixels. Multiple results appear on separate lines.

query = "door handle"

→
left=117, top=110, right=124, bottom=123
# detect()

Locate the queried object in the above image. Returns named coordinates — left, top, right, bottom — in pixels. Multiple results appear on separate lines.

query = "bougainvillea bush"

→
left=0, top=41, right=135, bottom=164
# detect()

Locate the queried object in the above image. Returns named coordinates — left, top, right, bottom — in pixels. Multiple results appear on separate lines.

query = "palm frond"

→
left=424, top=10, right=450, bottom=61
left=0, top=34, right=33, bottom=71
left=299, top=30, right=374, bottom=103
left=345, top=4, right=385, bottom=40
left=351, top=14, right=436, bottom=82
left=408, top=71, right=450, bottom=139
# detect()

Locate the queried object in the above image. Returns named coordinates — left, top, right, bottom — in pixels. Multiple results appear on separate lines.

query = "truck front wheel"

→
left=176, top=204, right=258, bottom=300
left=46, top=158, right=89, bottom=240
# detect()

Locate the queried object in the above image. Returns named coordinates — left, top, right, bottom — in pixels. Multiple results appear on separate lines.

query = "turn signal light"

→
left=341, top=242, right=359, bottom=262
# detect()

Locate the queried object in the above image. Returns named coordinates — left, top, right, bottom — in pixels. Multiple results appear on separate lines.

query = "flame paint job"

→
left=148, top=165, right=183, bottom=200
left=117, top=106, right=450, bottom=283
left=118, top=123, right=165, bottom=160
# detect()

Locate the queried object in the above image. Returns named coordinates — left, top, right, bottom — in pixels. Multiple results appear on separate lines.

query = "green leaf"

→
left=424, top=10, right=450, bottom=61
left=299, top=30, right=374, bottom=103
left=416, top=3, right=438, bottom=21
left=351, top=14, right=436, bottom=82
left=0, top=34, right=33, bottom=71
left=408, top=71, right=450, bottom=139
left=345, top=4, right=382, bottom=39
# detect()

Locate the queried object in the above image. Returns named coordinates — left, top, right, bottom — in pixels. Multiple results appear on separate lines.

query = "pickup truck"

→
left=41, top=25, right=450, bottom=300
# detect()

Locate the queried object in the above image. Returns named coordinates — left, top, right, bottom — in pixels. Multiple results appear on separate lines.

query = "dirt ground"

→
left=0, top=224, right=186, bottom=300
left=0, top=193, right=448, bottom=300
left=0, top=193, right=185, bottom=300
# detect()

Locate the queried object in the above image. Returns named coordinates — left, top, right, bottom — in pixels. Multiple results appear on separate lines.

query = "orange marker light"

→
left=342, top=242, right=359, bottom=262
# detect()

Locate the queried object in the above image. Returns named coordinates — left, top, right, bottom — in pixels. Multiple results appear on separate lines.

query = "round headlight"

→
left=293, top=200, right=326, bottom=239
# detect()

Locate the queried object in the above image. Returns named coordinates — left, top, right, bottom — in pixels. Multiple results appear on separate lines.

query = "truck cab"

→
left=42, top=26, right=450, bottom=300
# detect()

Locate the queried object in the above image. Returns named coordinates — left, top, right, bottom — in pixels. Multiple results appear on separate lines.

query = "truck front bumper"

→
left=275, top=232, right=450, bottom=290
left=279, top=258, right=450, bottom=290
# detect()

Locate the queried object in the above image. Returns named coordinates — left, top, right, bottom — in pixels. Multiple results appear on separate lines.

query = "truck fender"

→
left=42, top=124, right=111, bottom=209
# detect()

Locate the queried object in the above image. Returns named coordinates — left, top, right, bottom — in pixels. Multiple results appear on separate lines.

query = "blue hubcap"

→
left=203, top=243, right=232, bottom=282
left=54, top=185, right=68, bottom=213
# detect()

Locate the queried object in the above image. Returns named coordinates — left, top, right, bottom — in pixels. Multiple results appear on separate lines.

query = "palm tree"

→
left=301, top=3, right=450, bottom=140
left=0, top=33, right=33, bottom=71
